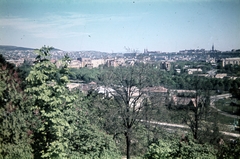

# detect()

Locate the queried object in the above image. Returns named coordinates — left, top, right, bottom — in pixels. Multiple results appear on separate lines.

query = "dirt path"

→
left=141, top=120, right=240, bottom=138
left=210, top=104, right=239, bottom=119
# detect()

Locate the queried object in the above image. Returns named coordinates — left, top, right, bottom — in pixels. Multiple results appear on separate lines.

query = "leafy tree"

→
left=0, top=59, right=33, bottom=158
left=144, top=135, right=217, bottom=159
left=69, top=67, right=101, bottom=82
left=17, top=59, right=32, bottom=88
left=67, top=91, right=121, bottom=159
left=217, top=64, right=240, bottom=76
left=0, top=54, right=15, bottom=69
left=25, top=46, right=77, bottom=158
left=223, top=78, right=232, bottom=91
left=217, top=138, right=240, bottom=159
left=230, top=78, right=240, bottom=99
left=25, top=46, right=121, bottom=158
left=144, top=140, right=173, bottom=159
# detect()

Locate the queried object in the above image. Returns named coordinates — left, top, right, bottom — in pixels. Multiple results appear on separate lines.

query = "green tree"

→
left=0, top=54, right=15, bottom=69
left=17, top=59, right=32, bottom=88
left=25, top=46, right=120, bottom=158
left=217, top=138, right=240, bottom=159
left=230, top=78, right=240, bottom=99
left=69, top=67, right=101, bottom=82
left=67, top=91, right=121, bottom=159
left=0, top=60, right=33, bottom=159
left=144, top=135, right=217, bottom=159
left=25, top=46, right=76, bottom=158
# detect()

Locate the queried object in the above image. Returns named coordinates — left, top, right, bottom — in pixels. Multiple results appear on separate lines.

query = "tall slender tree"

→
left=100, top=63, right=153, bottom=159
left=179, top=77, right=220, bottom=142
left=25, top=46, right=76, bottom=158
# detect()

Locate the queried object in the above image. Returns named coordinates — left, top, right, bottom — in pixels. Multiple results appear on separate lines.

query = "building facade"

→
left=222, top=58, right=240, bottom=67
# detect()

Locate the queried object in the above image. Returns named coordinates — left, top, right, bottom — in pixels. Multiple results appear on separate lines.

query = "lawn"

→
left=215, top=98, right=240, bottom=115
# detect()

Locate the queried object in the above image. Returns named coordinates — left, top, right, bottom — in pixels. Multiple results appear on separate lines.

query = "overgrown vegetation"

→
left=0, top=47, right=121, bottom=159
left=1, top=46, right=240, bottom=159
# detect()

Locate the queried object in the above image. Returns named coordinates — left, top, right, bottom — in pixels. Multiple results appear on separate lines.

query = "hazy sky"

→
left=0, top=0, right=239, bottom=52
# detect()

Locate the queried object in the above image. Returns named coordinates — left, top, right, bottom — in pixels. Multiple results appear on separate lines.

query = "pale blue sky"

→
left=0, top=0, right=239, bottom=52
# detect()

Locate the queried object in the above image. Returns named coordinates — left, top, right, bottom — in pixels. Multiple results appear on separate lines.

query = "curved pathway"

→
left=142, top=120, right=240, bottom=138
left=210, top=94, right=239, bottom=119
left=210, top=104, right=239, bottom=119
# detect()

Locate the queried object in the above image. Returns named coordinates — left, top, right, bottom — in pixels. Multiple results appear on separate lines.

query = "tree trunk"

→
left=194, top=109, right=198, bottom=140
left=125, top=129, right=131, bottom=159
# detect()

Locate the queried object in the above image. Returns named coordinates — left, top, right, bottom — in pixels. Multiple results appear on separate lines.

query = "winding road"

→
left=210, top=94, right=239, bottom=119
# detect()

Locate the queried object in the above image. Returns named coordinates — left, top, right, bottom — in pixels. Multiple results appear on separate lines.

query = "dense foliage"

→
left=0, top=55, right=33, bottom=158
left=217, top=138, right=240, bottom=159
left=25, top=46, right=78, bottom=158
left=65, top=60, right=240, bottom=97
left=69, top=67, right=101, bottom=82
left=1, top=48, right=240, bottom=158
left=144, top=135, right=217, bottom=159
left=218, top=64, right=240, bottom=76
left=0, top=47, right=121, bottom=159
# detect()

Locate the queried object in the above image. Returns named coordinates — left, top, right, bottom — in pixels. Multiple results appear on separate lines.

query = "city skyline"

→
left=0, top=0, right=240, bottom=53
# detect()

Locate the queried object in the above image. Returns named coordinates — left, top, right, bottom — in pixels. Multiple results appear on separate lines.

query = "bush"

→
left=144, top=135, right=217, bottom=159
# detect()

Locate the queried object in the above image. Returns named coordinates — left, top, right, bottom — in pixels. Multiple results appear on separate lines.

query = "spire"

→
left=212, top=44, right=214, bottom=52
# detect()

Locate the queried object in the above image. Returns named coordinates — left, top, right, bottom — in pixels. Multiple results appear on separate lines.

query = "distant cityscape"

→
left=1, top=45, right=240, bottom=72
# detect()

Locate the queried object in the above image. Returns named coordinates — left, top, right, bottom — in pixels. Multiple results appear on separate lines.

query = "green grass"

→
left=215, top=99, right=240, bottom=115
left=213, top=98, right=240, bottom=129
left=215, top=112, right=236, bottom=125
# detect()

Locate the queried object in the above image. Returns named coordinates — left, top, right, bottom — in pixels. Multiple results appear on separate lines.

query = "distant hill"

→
left=0, top=45, right=61, bottom=51
left=0, top=45, right=35, bottom=51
